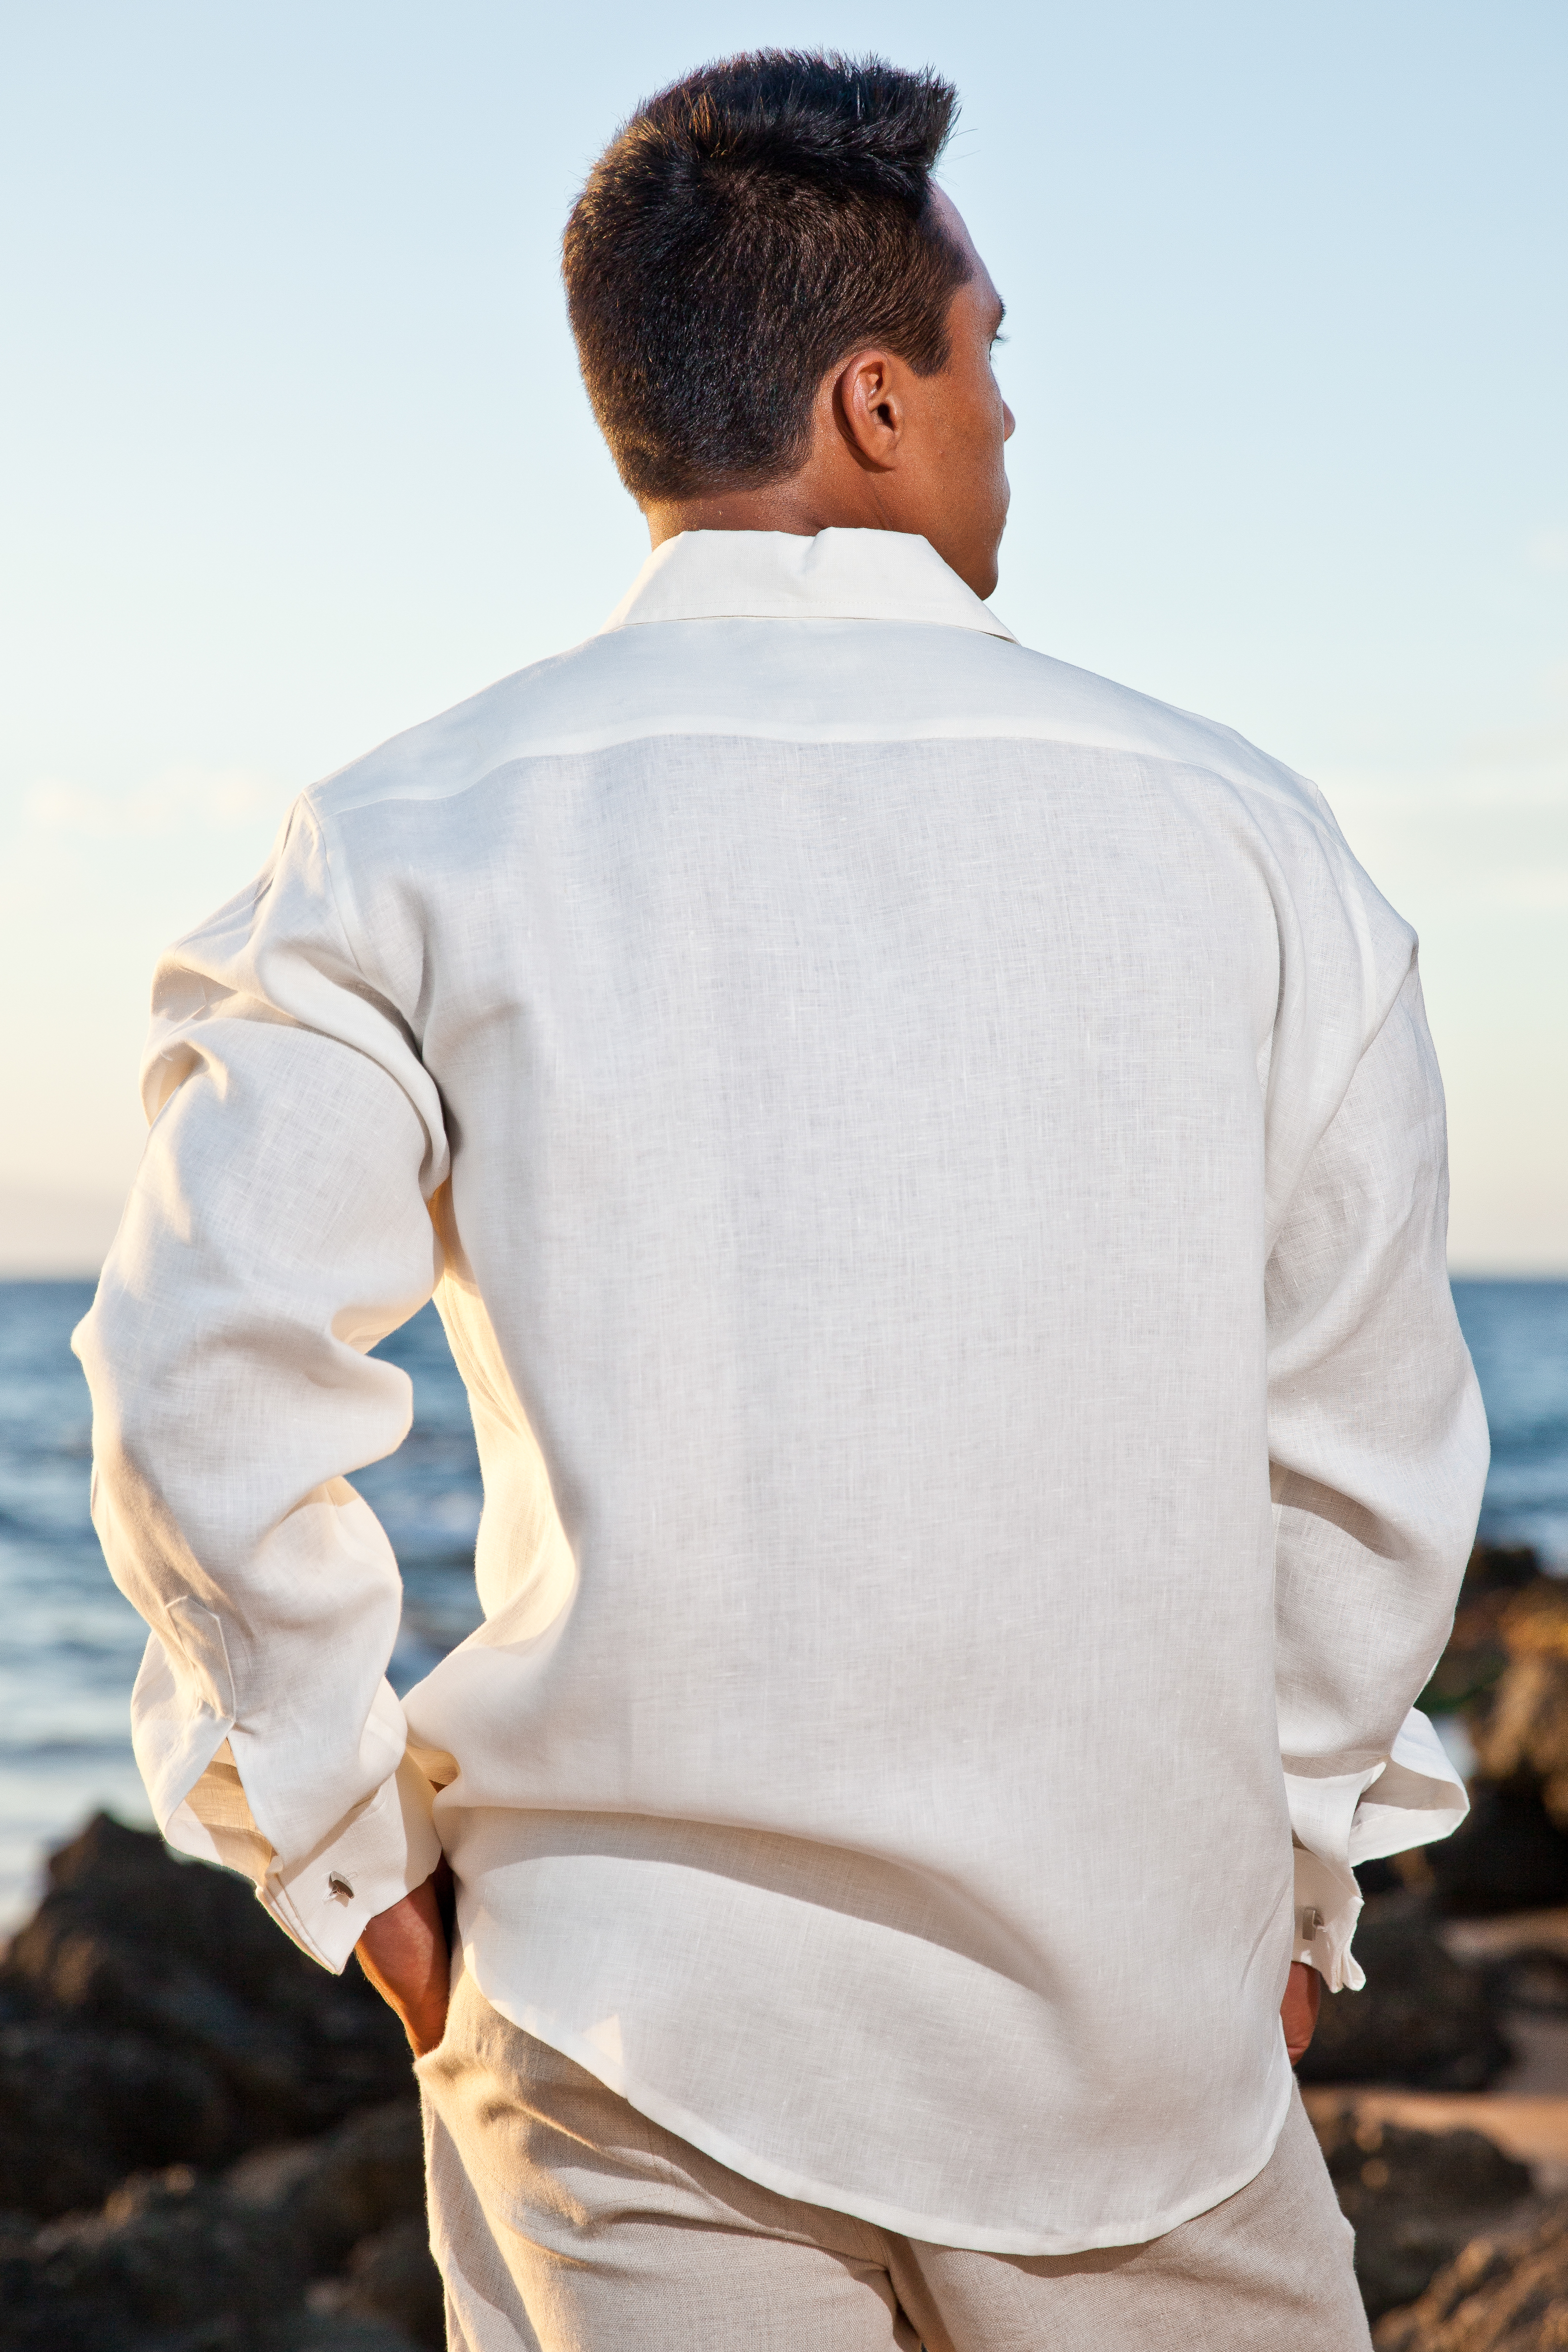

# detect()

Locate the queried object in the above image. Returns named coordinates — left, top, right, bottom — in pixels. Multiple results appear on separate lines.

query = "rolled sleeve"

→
left=167, top=1744, right=442, bottom=1971
left=1288, top=1707, right=1469, bottom=1990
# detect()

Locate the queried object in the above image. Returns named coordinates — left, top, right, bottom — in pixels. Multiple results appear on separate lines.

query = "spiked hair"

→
left=563, top=52, right=969, bottom=500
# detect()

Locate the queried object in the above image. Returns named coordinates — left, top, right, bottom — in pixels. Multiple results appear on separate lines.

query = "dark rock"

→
left=0, top=2101, right=432, bottom=2352
left=279, top=2319, right=423, bottom=2352
left=1297, top=1892, right=1512, bottom=2091
left=1471, top=1661, right=1568, bottom=1825
left=1421, top=1571, right=1568, bottom=1917
left=1490, top=1946, right=1568, bottom=2014
left=0, top=2019, right=232, bottom=2219
left=227, top=2101, right=428, bottom=2276
left=0, top=1815, right=414, bottom=2210
left=1462, top=1544, right=1543, bottom=1600
left=1373, top=2197, right=1568, bottom=2349
left=1476, top=1609, right=1568, bottom=1787
left=1429, top=1783, right=1568, bottom=1917
left=1314, top=2106, right=1532, bottom=2321
left=1419, top=1546, right=1543, bottom=1719
left=0, top=1811, right=440, bottom=2344
left=0, top=2163, right=286, bottom=2351
left=320, top=2219, right=445, bottom=2351
left=248, top=2104, right=440, bottom=2348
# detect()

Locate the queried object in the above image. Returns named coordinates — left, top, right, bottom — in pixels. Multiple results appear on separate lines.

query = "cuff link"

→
left=327, top=1872, right=355, bottom=1901
left=1300, top=1905, right=1324, bottom=1942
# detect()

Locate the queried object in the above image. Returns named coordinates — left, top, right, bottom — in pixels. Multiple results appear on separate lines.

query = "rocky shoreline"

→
left=1304, top=1540, right=1568, bottom=2343
left=0, top=1813, right=440, bottom=2350
left=9, top=1541, right=1568, bottom=2346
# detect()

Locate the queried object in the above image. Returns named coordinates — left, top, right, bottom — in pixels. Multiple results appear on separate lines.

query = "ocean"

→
left=2, top=1276, right=1565, bottom=1930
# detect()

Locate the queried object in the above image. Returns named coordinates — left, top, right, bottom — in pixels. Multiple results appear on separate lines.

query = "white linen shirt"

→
left=76, top=527, right=1487, bottom=2255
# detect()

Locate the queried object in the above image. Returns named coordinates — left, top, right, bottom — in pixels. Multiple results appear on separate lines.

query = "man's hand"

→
left=355, top=1868, right=451, bottom=2057
left=1281, top=1959, right=1321, bottom=2066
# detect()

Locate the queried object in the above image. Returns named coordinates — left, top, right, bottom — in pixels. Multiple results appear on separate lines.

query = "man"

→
left=78, top=50, right=1487, bottom=2352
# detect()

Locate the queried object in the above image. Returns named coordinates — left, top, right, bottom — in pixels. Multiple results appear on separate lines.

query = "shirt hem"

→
left=464, top=1961, right=1298, bottom=2257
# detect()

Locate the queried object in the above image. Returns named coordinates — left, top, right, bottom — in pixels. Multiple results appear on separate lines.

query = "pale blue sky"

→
left=2, top=1, right=1564, bottom=1267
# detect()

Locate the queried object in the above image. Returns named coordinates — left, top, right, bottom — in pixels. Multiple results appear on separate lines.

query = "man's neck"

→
left=643, top=466, right=891, bottom=552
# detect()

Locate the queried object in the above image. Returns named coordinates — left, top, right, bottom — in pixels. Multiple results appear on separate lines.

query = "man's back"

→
left=80, top=527, right=1484, bottom=2250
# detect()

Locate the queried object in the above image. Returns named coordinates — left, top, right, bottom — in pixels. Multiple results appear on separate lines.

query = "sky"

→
left=2, top=0, right=1565, bottom=1272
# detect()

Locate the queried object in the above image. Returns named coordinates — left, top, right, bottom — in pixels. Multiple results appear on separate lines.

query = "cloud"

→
left=24, top=767, right=287, bottom=839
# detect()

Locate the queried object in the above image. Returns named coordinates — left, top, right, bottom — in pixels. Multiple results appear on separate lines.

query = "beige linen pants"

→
left=417, top=1962, right=1369, bottom=2352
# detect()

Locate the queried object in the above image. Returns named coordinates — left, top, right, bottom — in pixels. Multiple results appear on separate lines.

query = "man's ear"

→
left=834, top=349, right=905, bottom=472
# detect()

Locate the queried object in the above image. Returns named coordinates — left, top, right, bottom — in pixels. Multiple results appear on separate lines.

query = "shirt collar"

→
left=602, top=527, right=1016, bottom=643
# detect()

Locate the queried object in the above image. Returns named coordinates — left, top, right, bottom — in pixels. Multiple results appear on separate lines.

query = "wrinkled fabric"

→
left=420, top=1958, right=1370, bottom=2352
left=77, top=527, right=1485, bottom=2252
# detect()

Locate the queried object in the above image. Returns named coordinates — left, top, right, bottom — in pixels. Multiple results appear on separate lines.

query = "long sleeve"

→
left=73, top=797, right=448, bottom=1968
left=59, top=538, right=1509, bottom=2246
left=1268, top=955, right=1488, bottom=1991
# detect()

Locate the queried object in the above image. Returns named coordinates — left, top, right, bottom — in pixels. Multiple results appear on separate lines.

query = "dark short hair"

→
left=563, top=52, right=970, bottom=502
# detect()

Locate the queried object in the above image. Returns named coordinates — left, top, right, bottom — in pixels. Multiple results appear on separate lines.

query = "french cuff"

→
left=170, top=1746, right=442, bottom=1972
left=260, top=1754, right=443, bottom=1971
left=1286, top=1706, right=1469, bottom=1994
left=1347, top=1705, right=1469, bottom=1865
left=166, top=1738, right=275, bottom=1886
left=1293, top=1844, right=1363, bottom=1991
